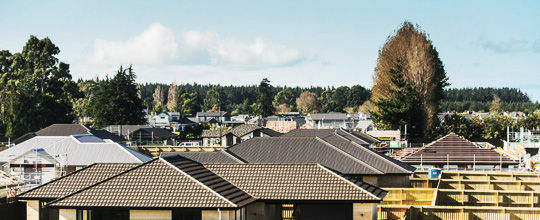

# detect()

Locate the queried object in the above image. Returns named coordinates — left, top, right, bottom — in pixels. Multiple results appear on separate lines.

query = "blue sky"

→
left=1, top=1, right=539, bottom=101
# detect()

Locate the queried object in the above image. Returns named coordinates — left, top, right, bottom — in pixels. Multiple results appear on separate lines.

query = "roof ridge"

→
left=315, top=137, right=384, bottom=175
left=338, top=133, right=414, bottom=174
left=221, top=149, right=247, bottom=164
left=160, top=157, right=243, bottom=207
left=316, top=164, right=383, bottom=200
left=46, top=159, right=156, bottom=206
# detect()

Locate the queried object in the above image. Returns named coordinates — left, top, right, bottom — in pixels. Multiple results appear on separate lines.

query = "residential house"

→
left=0, top=135, right=151, bottom=185
left=306, top=112, right=351, bottom=129
left=201, top=124, right=281, bottom=147
left=196, top=111, right=231, bottom=123
left=17, top=155, right=387, bottom=220
left=401, top=133, right=519, bottom=170
left=183, top=129, right=414, bottom=187
left=131, top=127, right=177, bottom=143
left=103, top=125, right=148, bottom=140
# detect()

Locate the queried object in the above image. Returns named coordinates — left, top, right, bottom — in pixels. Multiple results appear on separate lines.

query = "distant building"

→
left=201, top=124, right=280, bottom=146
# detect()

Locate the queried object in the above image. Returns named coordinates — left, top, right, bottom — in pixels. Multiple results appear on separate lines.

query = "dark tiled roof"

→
left=89, top=129, right=126, bottom=142
left=205, top=163, right=385, bottom=201
left=351, top=131, right=381, bottom=144
left=260, top=128, right=281, bottom=137
left=227, top=137, right=385, bottom=175
left=35, top=124, right=91, bottom=136
left=197, top=111, right=230, bottom=117
left=134, top=127, right=177, bottom=137
left=283, top=129, right=372, bottom=145
left=230, top=124, right=260, bottom=137
left=48, top=159, right=242, bottom=208
left=202, top=125, right=281, bottom=138
left=401, top=133, right=518, bottom=165
left=163, top=151, right=243, bottom=164
left=17, top=163, right=138, bottom=199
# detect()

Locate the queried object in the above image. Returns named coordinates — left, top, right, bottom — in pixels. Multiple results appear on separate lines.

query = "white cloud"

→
left=90, top=23, right=306, bottom=69
left=92, top=23, right=178, bottom=65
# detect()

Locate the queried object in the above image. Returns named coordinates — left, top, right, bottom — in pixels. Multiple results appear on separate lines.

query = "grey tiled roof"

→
left=205, top=163, right=385, bottom=201
left=163, top=151, right=243, bottom=164
left=48, top=159, right=242, bottom=208
left=197, top=111, right=230, bottom=117
left=230, top=124, right=260, bottom=137
left=227, top=133, right=414, bottom=175
left=17, top=163, right=139, bottom=199
left=227, top=137, right=384, bottom=175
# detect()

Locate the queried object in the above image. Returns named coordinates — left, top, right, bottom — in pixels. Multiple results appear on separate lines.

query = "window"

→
left=281, top=204, right=294, bottom=220
left=77, top=210, right=129, bottom=220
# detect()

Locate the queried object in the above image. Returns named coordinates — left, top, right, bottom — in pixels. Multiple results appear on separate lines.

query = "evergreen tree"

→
left=371, top=61, right=422, bottom=138
left=257, top=78, right=274, bottom=117
left=89, top=65, right=146, bottom=128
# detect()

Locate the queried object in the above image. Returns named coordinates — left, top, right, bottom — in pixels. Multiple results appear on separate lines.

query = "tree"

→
left=178, top=92, right=199, bottom=117
left=152, top=85, right=165, bottom=112
left=167, top=81, right=179, bottom=112
left=371, top=60, right=422, bottom=138
left=0, top=36, right=81, bottom=137
left=371, top=21, right=449, bottom=138
left=296, top=91, right=318, bottom=114
left=275, top=104, right=291, bottom=114
left=490, top=94, right=503, bottom=115
left=273, top=87, right=296, bottom=109
left=347, top=85, right=370, bottom=108
left=89, top=65, right=146, bottom=128
left=256, top=78, right=274, bottom=117
left=204, top=86, right=226, bottom=111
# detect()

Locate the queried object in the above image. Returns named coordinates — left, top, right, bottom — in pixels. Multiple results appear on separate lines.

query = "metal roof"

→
left=0, top=136, right=151, bottom=166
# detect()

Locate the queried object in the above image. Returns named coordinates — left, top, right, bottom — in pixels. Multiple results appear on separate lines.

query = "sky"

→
left=1, top=1, right=539, bottom=101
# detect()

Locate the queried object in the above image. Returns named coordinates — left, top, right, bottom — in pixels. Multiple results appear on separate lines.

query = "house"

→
left=0, top=135, right=151, bottom=185
left=201, top=124, right=281, bottom=146
left=306, top=112, right=351, bottom=129
left=196, top=111, right=231, bottom=123
left=131, top=127, right=178, bottom=142
left=17, top=155, right=387, bottom=220
left=13, top=124, right=126, bottom=144
left=183, top=129, right=414, bottom=187
left=401, top=133, right=519, bottom=170
left=103, top=125, right=148, bottom=140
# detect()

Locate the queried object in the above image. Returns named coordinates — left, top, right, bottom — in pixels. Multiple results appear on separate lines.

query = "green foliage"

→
left=516, top=110, right=540, bottom=129
left=178, top=92, right=200, bottom=117
left=89, top=65, right=146, bottom=128
left=0, top=36, right=81, bottom=137
left=204, top=86, right=227, bottom=111
left=273, top=87, right=296, bottom=108
left=257, top=78, right=274, bottom=117
left=371, top=61, right=422, bottom=138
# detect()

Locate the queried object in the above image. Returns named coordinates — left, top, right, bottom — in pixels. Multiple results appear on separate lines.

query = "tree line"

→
left=1, top=34, right=539, bottom=139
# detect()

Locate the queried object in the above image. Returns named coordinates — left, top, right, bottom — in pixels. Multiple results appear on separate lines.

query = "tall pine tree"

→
left=90, top=65, right=146, bottom=128
left=257, top=78, right=274, bottom=117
